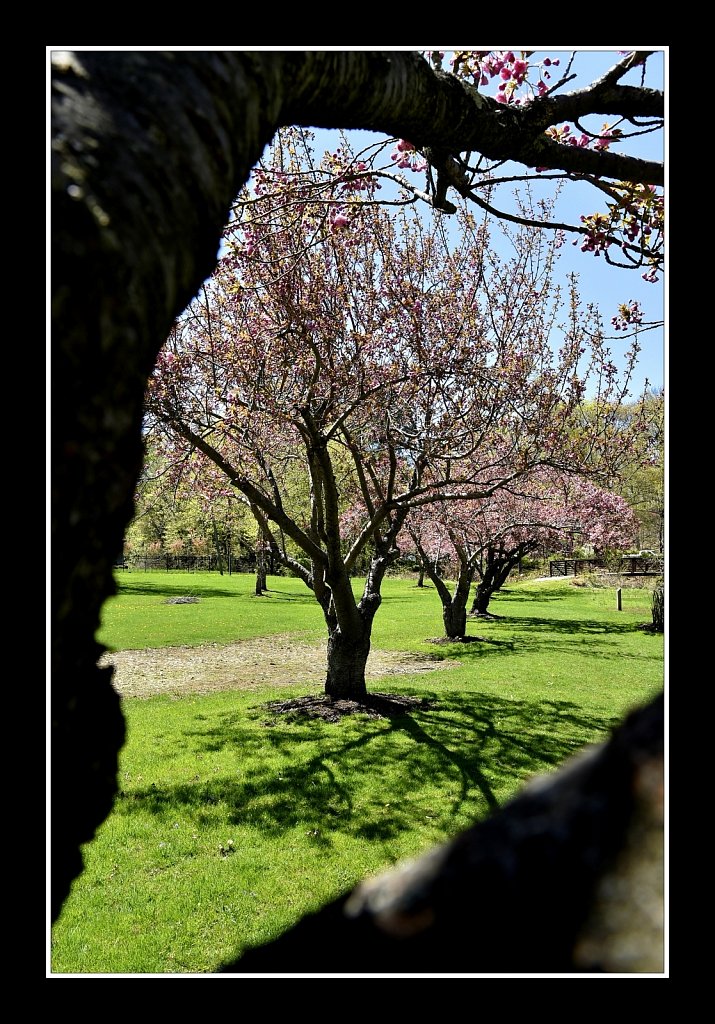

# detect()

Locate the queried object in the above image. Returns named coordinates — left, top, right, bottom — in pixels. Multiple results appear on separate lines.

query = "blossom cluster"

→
left=575, top=181, right=663, bottom=281
left=545, top=122, right=622, bottom=153
left=445, top=50, right=560, bottom=105
left=611, top=301, right=644, bottom=332
left=390, top=139, right=427, bottom=173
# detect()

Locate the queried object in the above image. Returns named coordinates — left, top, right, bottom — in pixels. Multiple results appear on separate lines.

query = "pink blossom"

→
left=330, top=211, right=350, bottom=232
left=611, top=300, right=644, bottom=331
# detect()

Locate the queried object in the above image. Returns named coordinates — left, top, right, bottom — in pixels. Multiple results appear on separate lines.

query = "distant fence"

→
left=120, top=554, right=256, bottom=573
left=549, top=558, right=604, bottom=577
left=549, top=556, right=664, bottom=578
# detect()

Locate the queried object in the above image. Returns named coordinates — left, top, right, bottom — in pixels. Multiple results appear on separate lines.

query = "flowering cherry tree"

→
left=148, top=150, right=649, bottom=697
left=468, top=476, right=640, bottom=617
left=404, top=471, right=639, bottom=636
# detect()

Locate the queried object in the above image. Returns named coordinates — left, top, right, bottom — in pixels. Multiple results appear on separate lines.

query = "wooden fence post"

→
left=616, top=588, right=622, bottom=611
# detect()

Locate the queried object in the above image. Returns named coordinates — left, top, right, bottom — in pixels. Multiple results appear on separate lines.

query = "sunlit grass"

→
left=52, top=573, right=664, bottom=974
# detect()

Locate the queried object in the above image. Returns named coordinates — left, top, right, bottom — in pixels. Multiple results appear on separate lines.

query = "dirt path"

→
left=99, top=635, right=453, bottom=699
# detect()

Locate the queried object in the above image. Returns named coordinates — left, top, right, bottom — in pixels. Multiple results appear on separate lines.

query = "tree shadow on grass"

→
left=117, top=692, right=619, bottom=848
left=491, top=585, right=577, bottom=602
left=115, top=581, right=238, bottom=599
left=428, top=615, right=663, bottom=667
left=248, top=588, right=321, bottom=605
left=501, top=615, right=650, bottom=635
left=114, top=581, right=321, bottom=604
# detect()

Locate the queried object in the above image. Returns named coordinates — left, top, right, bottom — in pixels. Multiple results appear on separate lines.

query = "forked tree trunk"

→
left=436, top=568, right=473, bottom=639
left=471, top=550, right=525, bottom=616
left=322, top=556, right=388, bottom=701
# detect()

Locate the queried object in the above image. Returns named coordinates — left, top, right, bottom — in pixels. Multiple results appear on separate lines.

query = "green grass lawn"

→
left=52, top=571, right=664, bottom=975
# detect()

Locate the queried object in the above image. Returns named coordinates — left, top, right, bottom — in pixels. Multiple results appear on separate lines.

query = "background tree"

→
left=51, top=49, right=665, bottom=930
left=470, top=476, right=642, bottom=615
left=405, top=472, right=640, bottom=635
left=612, top=389, right=664, bottom=552
left=126, top=440, right=260, bottom=573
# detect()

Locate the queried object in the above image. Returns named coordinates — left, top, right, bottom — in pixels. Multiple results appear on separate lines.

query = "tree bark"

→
left=255, top=534, right=266, bottom=595
left=322, top=558, right=385, bottom=700
left=471, top=583, right=494, bottom=615
left=52, top=51, right=290, bottom=920
left=471, top=548, right=524, bottom=615
left=325, top=625, right=372, bottom=700
left=410, top=534, right=473, bottom=639
left=442, top=601, right=468, bottom=639
left=439, top=567, right=473, bottom=638
left=651, top=584, right=664, bottom=632
left=211, top=519, right=224, bottom=576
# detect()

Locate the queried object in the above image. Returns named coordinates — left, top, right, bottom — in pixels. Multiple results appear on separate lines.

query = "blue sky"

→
left=305, top=48, right=666, bottom=398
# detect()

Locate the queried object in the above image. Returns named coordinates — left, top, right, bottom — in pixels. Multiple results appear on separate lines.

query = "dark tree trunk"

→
left=323, top=560, right=384, bottom=700
left=52, top=51, right=288, bottom=921
left=211, top=519, right=224, bottom=576
left=416, top=564, right=425, bottom=587
left=325, top=626, right=372, bottom=700
left=255, top=539, right=266, bottom=595
left=442, top=601, right=467, bottom=639
left=651, top=583, right=664, bottom=632
left=428, top=558, right=472, bottom=639
left=471, top=548, right=525, bottom=615
left=471, top=583, right=493, bottom=615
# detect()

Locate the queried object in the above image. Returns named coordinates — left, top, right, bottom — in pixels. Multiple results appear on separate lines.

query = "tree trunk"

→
left=322, top=552, right=390, bottom=700
left=51, top=52, right=288, bottom=920
left=442, top=600, right=467, bottom=639
left=471, top=583, right=493, bottom=615
left=471, top=549, right=525, bottom=615
left=325, top=626, right=372, bottom=700
left=212, top=519, right=224, bottom=576
left=651, top=583, right=664, bottom=632
left=255, top=538, right=266, bottom=595
left=416, top=564, right=425, bottom=587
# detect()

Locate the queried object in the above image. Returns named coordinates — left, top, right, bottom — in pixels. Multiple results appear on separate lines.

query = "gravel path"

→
left=99, top=635, right=453, bottom=699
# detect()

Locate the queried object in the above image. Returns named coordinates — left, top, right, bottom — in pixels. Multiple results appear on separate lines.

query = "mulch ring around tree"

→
left=261, top=692, right=434, bottom=723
